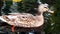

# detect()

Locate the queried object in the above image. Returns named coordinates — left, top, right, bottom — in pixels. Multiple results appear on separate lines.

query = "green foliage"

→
left=17, top=0, right=37, bottom=12
left=43, top=0, right=60, bottom=34
left=0, top=0, right=60, bottom=34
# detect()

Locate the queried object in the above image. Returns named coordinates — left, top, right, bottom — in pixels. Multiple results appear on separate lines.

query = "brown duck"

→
left=0, top=3, right=54, bottom=32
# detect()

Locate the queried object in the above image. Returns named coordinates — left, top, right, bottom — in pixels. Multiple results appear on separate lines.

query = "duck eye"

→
left=44, top=7, right=47, bottom=8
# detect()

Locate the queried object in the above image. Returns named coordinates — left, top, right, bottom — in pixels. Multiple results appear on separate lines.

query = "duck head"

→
left=38, top=3, right=54, bottom=14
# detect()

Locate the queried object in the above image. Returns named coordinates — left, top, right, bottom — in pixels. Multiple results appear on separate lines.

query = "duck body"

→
left=0, top=13, right=44, bottom=28
left=0, top=3, right=51, bottom=32
left=0, top=3, right=49, bottom=28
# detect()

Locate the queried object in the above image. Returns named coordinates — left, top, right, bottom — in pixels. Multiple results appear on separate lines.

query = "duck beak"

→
left=45, top=8, right=54, bottom=13
left=48, top=10, right=54, bottom=13
left=46, top=8, right=49, bottom=11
